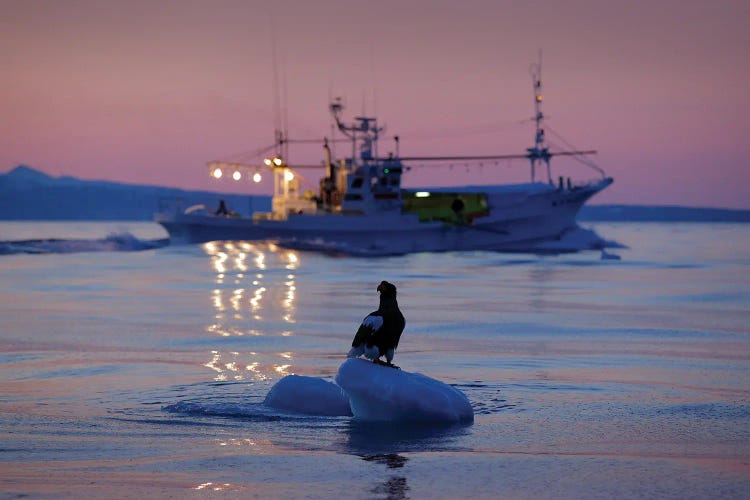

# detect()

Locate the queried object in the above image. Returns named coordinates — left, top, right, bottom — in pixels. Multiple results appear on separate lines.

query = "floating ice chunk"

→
left=600, top=249, right=621, bottom=260
left=264, top=375, right=352, bottom=416
left=335, top=358, right=474, bottom=424
left=531, top=225, right=625, bottom=254
left=0, top=233, right=169, bottom=255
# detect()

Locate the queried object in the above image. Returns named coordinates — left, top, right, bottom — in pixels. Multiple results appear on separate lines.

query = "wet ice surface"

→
left=1, top=222, right=749, bottom=498
left=263, top=374, right=352, bottom=416
left=336, top=358, right=474, bottom=423
left=259, top=361, right=474, bottom=423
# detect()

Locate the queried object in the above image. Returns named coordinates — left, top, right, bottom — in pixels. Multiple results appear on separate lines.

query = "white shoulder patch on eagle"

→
left=362, top=315, right=383, bottom=331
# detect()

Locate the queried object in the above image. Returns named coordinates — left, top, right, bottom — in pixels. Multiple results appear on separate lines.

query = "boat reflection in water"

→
left=200, top=241, right=300, bottom=382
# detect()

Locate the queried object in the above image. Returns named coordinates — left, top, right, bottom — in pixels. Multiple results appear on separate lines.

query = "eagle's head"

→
left=377, top=280, right=397, bottom=298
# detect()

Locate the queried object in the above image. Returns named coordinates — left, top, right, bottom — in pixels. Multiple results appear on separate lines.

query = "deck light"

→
left=232, top=171, right=242, bottom=181
left=212, top=168, right=223, bottom=179
left=253, top=172, right=262, bottom=183
left=415, top=191, right=430, bottom=198
left=273, top=157, right=283, bottom=167
left=264, top=158, right=272, bottom=166
left=284, top=170, right=294, bottom=181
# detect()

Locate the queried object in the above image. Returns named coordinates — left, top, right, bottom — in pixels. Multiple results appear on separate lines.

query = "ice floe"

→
left=335, top=358, right=473, bottom=424
left=264, top=374, right=352, bottom=416
left=262, top=360, right=474, bottom=424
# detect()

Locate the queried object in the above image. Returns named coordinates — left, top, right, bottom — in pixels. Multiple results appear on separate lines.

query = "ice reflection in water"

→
left=201, top=241, right=300, bottom=381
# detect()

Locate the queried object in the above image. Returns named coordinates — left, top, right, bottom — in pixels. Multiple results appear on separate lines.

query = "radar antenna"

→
left=329, top=97, right=383, bottom=162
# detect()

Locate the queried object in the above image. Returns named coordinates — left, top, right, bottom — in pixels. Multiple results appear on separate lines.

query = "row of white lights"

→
left=211, top=157, right=294, bottom=184
left=212, top=168, right=264, bottom=183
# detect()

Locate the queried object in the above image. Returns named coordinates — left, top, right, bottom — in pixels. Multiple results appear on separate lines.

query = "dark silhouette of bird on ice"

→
left=347, top=281, right=405, bottom=369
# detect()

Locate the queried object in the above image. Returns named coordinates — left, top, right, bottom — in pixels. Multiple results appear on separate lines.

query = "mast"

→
left=329, top=97, right=354, bottom=161
left=528, top=52, right=552, bottom=184
left=270, top=14, right=288, bottom=161
left=329, top=98, right=382, bottom=163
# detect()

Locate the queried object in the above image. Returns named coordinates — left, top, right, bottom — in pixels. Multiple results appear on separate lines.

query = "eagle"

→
left=347, top=281, right=405, bottom=368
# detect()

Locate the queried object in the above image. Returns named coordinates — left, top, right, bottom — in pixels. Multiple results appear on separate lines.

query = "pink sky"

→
left=2, top=0, right=749, bottom=208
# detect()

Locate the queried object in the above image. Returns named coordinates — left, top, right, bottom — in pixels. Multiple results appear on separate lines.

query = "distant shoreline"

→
left=2, top=165, right=748, bottom=223
left=578, top=205, right=750, bottom=223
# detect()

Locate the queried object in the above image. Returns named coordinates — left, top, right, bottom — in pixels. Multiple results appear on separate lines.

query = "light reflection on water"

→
left=201, top=241, right=300, bottom=381
left=193, top=482, right=234, bottom=492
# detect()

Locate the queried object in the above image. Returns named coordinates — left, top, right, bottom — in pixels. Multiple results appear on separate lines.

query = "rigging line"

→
left=387, top=153, right=529, bottom=161
left=544, top=123, right=581, bottom=151
left=216, top=143, right=279, bottom=163
left=545, top=125, right=606, bottom=177
left=561, top=150, right=606, bottom=177
left=546, top=141, right=605, bottom=177
left=214, top=137, right=346, bottom=164
left=284, top=138, right=350, bottom=145
left=398, top=118, right=531, bottom=141
left=399, top=158, right=527, bottom=169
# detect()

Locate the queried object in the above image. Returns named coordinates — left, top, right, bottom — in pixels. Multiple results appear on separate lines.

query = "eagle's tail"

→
left=347, top=345, right=364, bottom=358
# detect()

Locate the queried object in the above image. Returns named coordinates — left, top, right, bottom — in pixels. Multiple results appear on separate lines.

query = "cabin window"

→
left=344, top=194, right=363, bottom=201
left=351, top=177, right=364, bottom=188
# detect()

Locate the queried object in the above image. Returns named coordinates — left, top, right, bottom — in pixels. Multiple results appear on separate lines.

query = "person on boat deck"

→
left=451, top=197, right=466, bottom=224
left=321, top=177, right=335, bottom=210
left=215, top=199, right=229, bottom=216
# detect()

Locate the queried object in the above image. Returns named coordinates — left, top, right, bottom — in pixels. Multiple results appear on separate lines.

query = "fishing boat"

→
left=155, top=62, right=613, bottom=255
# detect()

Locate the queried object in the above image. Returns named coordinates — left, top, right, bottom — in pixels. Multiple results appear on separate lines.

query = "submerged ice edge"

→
left=264, top=374, right=353, bottom=417
left=162, top=400, right=344, bottom=422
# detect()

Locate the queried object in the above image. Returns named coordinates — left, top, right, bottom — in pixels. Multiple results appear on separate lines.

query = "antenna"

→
left=328, top=82, right=336, bottom=158
left=269, top=13, right=282, bottom=156
left=528, top=50, right=551, bottom=183
left=281, top=46, right=289, bottom=161
left=370, top=43, right=378, bottom=119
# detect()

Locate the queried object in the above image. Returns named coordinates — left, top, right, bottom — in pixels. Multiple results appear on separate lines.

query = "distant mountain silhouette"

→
left=2, top=165, right=55, bottom=185
left=0, top=165, right=271, bottom=220
left=1, top=165, right=747, bottom=222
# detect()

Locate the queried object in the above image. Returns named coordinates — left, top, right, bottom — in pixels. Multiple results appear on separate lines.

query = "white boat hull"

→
left=155, top=179, right=612, bottom=255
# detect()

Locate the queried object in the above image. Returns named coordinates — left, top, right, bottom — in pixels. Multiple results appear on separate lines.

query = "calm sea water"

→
left=1, top=221, right=749, bottom=498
